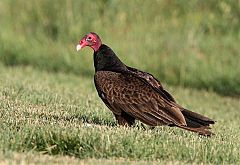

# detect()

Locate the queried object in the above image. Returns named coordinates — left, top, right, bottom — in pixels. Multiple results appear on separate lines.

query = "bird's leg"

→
left=114, top=111, right=135, bottom=126
left=137, top=123, right=155, bottom=130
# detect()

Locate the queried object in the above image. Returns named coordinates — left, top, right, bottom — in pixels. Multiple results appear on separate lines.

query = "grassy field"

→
left=0, top=64, right=240, bottom=164
left=0, top=0, right=240, bottom=164
left=0, top=152, right=163, bottom=165
left=0, top=0, right=239, bottom=96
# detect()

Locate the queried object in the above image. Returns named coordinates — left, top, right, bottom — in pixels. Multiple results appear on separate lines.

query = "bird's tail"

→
left=177, top=125, right=214, bottom=137
left=178, top=108, right=215, bottom=137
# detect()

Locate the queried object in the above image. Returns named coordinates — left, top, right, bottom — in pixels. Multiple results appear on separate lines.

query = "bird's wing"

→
left=94, top=71, right=186, bottom=126
left=126, top=66, right=176, bottom=102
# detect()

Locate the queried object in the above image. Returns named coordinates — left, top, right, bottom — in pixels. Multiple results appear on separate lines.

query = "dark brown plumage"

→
left=77, top=32, right=215, bottom=136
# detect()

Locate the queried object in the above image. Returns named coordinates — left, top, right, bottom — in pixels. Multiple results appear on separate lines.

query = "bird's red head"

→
left=76, top=32, right=102, bottom=52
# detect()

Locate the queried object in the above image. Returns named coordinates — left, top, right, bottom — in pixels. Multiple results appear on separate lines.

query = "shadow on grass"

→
left=1, top=62, right=239, bottom=98
left=35, top=112, right=116, bottom=127
left=189, top=76, right=240, bottom=98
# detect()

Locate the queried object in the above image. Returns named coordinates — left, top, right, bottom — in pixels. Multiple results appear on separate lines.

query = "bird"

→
left=76, top=32, right=215, bottom=136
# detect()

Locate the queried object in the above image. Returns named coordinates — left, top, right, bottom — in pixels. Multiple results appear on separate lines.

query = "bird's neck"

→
left=91, top=41, right=102, bottom=52
left=93, top=44, right=127, bottom=72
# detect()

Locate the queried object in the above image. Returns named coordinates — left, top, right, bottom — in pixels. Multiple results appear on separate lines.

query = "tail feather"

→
left=177, top=125, right=214, bottom=137
left=182, top=109, right=215, bottom=126
left=179, top=109, right=215, bottom=137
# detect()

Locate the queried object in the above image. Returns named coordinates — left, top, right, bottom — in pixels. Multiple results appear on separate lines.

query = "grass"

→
left=0, top=0, right=239, bottom=96
left=0, top=1, right=239, bottom=164
left=0, top=64, right=240, bottom=164
left=0, top=152, right=186, bottom=165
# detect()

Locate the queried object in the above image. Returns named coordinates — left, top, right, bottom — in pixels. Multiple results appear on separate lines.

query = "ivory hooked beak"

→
left=76, top=44, right=82, bottom=51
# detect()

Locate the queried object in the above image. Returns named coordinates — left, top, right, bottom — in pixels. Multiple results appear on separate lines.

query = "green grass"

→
left=0, top=1, right=239, bottom=164
left=0, top=152, right=166, bottom=165
left=0, top=64, right=240, bottom=164
left=0, top=0, right=239, bottom=96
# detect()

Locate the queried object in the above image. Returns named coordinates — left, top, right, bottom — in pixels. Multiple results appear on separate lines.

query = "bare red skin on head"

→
left=79, top=32, right=102, bottom=52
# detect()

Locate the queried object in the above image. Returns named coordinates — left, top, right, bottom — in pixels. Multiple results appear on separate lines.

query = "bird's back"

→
left=94, top=70, right=187, bottom=126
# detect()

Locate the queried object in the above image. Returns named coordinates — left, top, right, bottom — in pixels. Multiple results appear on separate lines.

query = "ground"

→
left=0, top=64, right=239, bottom=164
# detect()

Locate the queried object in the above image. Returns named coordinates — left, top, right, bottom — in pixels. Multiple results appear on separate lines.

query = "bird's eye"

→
left=86, top=36, right=92, bottom=41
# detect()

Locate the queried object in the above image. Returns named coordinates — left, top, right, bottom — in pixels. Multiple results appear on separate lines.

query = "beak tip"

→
left=76, top=44, right=82, bottom=51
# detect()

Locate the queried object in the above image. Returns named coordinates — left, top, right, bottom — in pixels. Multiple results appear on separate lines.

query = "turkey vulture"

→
left=76, top=32, right=215, bottom=136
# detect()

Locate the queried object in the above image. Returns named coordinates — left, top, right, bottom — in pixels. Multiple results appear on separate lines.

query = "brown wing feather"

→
left=126, top=66, right=176, bottom=102
left=94, top=71, right=187, bottom=127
